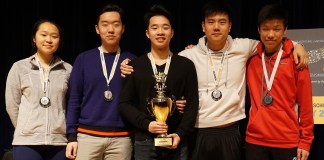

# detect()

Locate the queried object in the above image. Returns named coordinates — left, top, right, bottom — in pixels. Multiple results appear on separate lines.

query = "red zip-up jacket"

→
left=246, top=38, right=314, bottom=151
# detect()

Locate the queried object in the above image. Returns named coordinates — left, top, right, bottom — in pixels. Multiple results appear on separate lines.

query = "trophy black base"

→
left=154, top=137, right=172, bottom=146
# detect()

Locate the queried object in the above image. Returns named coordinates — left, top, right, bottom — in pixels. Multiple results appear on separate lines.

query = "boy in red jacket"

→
left=245, top=4, right=314, bottom=160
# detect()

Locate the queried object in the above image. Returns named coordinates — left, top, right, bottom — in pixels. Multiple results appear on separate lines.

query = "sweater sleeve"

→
left=5, top=63, right=21, bottom=128
left=118, top=62, right=151, bottom=132
left=66, top=55, right=84, bottom=142
left=248, top=39, right=260, bottom=57
left=296, top=67, right=314, bottom=151
left=175, top=60, right=199, bottom=139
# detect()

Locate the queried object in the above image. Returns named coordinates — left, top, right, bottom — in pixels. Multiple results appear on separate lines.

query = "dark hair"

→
left=31, top=19, right=63, bottom=54
left=201, top=1, right=233, bottom=22
left=96, top=3, right=125, bottom=25
left=144, top=4, right=174, bottom=29
left=257, top=4, right=288, bottom=28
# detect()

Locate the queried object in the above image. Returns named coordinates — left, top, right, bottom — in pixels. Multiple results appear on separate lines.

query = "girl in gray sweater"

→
left=5, top=19, right=72, bottom=160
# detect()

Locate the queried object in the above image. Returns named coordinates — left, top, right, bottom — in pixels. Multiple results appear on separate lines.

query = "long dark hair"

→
left=31, top=19, right=64, bottom=54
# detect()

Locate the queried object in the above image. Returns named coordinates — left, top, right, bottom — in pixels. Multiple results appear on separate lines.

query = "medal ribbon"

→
left=35, top=54, right=52, bottom=97
left=98, top=46, right=120, bottom=89
left=149, top=52, right=172, bottom=77
left=207, top=49, right=227, bottom=89
left=261, top=45, right=283, bottom=91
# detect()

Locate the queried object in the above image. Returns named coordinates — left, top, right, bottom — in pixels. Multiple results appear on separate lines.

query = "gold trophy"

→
left=148, top=72, right=175, bottom=146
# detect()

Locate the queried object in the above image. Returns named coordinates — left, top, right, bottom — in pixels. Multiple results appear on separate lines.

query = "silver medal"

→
left=211, top=90, right=222, bottom=101
left=40, top=96, right=50, bottom=107
left=104, top=90, right=113, bottom=101
left=263, top=94, right=273, bottom=106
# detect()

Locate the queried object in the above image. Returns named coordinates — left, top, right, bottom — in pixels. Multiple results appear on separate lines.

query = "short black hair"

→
left=144, top=4, right=174, bottom=29
left=201, top=1, right=233, bottom=22
left=96, top=3, right=125, bottom=25
left=258, top=4, right=288, bottom=28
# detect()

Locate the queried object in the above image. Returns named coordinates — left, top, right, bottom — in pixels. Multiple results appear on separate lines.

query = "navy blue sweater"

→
left=66, top=48, right=136, bottom=141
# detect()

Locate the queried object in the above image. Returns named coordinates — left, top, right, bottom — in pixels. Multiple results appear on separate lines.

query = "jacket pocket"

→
left=50, top=108, right=66, bottom=134
left=21, top=108, right=45, bottom=134
left=247, top=109, right=299, bottom=141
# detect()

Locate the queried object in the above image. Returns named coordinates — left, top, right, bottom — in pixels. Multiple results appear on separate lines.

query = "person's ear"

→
left=146, top=29, right=149, bottom=39
left=202, top=21, right=206, bottom=33
left=95, top=25, right=100, bottom=35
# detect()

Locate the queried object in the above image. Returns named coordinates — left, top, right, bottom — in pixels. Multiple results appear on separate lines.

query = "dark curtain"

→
left=2, top=0, right=324, bottom=159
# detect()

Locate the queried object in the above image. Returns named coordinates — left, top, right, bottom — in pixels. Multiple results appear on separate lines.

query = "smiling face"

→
left=258, top=19, right=287, bottom=54
left=33, top=22, right=60, bottom=57
left=202, top=13, right=231, bottom=50
left=95, top=11, right=124, bottom=49
left=146, top=15, right=174, bottom=50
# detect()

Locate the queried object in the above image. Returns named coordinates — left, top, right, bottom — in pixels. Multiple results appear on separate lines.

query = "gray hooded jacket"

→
left=6, top=55, right=72, bottom=145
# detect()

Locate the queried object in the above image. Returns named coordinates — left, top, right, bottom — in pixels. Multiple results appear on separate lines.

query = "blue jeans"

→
left=13, top=145, right=66, bottom=160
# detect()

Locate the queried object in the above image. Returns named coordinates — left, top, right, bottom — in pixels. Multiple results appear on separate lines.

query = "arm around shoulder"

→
left=296, top=67, right=314, bottom=151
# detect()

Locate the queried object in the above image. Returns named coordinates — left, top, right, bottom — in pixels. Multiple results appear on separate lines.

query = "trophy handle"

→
left=146, top=98, right=154, bottom=117
left=168, top=95, right=176, bottom=116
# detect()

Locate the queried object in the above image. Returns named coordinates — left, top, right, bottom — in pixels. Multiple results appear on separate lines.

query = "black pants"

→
left=245, top=142, right=297, bottom=160
left=190, top=123, right=242, bottom=160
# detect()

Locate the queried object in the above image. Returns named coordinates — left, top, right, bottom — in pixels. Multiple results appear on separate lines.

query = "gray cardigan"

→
left=5, top=55, right=72, bottom=145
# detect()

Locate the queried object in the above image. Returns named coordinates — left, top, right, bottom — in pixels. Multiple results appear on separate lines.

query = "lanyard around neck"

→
left=149, top=52, right=172, bottom=76
left=98, top=46, right=120, bottom=88
left=207, top=48, right=228, bottom=88
left=35, top=54, right=52, bottom=96
left=261, top=46, right=283, bottom=91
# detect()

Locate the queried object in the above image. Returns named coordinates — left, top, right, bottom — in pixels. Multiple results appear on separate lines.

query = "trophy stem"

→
left=157, top=133, right=168, bottom=138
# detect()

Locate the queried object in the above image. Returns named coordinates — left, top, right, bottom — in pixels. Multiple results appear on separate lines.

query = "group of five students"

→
left=6, top=1, right=313, bottom=160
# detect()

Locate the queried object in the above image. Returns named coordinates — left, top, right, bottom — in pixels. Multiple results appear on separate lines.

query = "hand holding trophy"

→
left=148, top=72, right=175, bottom=146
